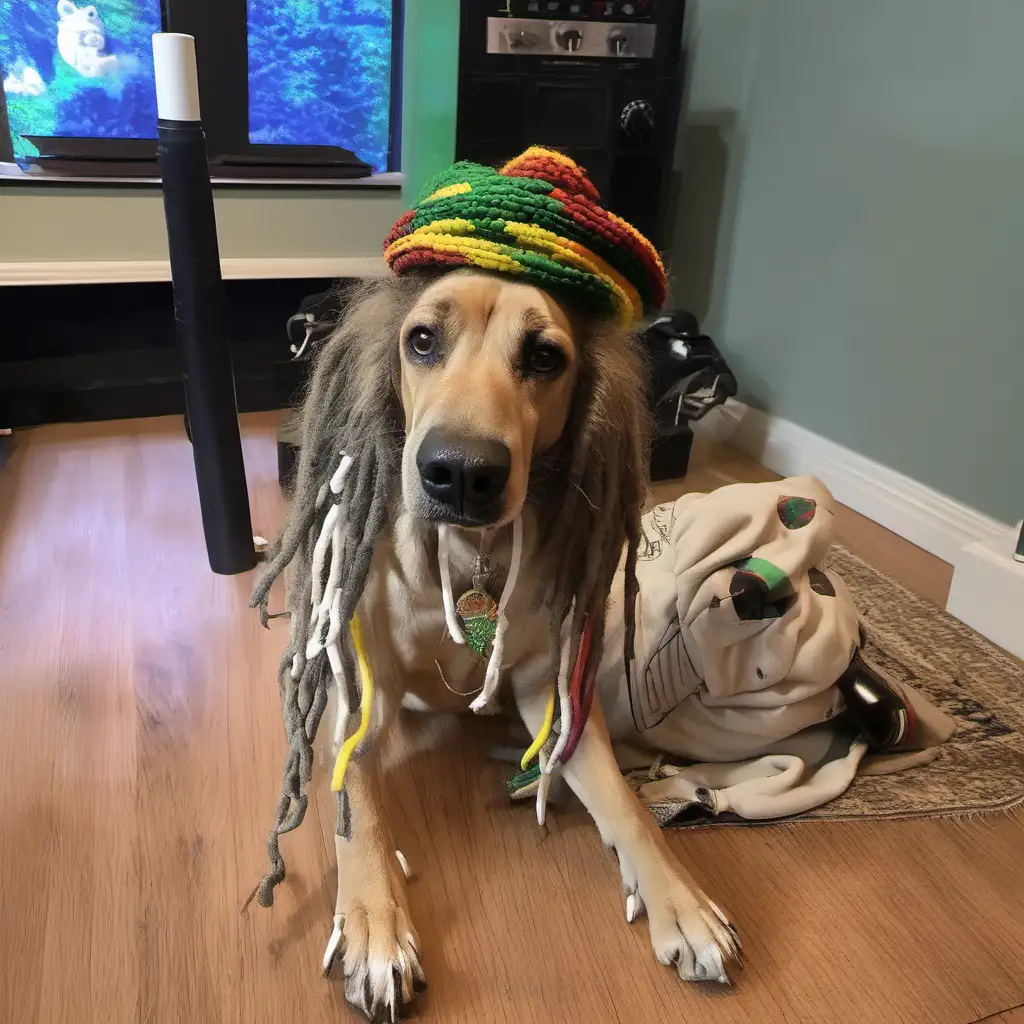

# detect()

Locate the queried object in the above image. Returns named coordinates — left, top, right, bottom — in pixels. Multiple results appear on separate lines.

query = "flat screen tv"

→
left=1, top=0, right=162, bottom=159
left=0, top=0, right=401, bottom=178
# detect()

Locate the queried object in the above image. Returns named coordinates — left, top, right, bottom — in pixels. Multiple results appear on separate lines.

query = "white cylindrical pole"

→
left=152, top=32, right=201, bottom=123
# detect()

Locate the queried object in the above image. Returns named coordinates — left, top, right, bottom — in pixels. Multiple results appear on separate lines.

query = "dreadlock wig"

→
left=251, top=147, right=665, bottom=907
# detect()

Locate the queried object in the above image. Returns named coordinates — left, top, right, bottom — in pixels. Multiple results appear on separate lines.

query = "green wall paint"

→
left=678, top=0, right=1022, bottom=523
left=401, top=0, right=460, bottom=203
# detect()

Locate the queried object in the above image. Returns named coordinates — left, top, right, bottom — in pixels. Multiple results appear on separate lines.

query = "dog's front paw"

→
left=622, top=852, right=742, bottom=984
left=322, top=860, right=425, bottom=1022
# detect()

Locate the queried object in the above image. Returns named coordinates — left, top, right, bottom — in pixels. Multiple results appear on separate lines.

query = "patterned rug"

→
left=787, top=545, right=1024, bottom=822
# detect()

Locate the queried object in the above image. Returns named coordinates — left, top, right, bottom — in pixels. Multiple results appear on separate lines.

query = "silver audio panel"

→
left=486, top=18, right=658, bottom=59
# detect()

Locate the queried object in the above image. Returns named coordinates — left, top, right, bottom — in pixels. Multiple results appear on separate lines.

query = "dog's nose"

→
left=416, top=428, right=511, bottom=524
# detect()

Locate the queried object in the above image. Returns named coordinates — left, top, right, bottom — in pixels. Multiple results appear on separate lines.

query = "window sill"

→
left=0, top=162, right=404, bottom=191
left=0, top=256, right=390, bottom=287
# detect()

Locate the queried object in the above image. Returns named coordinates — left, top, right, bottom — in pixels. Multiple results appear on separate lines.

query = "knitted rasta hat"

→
left=383, top=147, right=667, bottom=326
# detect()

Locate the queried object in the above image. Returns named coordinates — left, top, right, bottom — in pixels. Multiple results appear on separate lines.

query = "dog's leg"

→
left=513, top=667, right=742, bottom=984
left=322, top=752, right=426, bottom=1022
left=323, top=757, right=426, bottom=1021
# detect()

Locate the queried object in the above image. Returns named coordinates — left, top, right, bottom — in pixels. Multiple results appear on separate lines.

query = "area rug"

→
left=771, top=545, right=1024, bottom=823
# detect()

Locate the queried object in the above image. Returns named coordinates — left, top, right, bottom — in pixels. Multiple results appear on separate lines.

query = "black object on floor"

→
left=155, top=33, right=255, bottom=576
left=836, top=650, right=913, bottom=753
left=0, top=277, right=325, bottom=427
left=640, top=311, right=738, bottom=482
left=276, top=286, right=350, bottom=492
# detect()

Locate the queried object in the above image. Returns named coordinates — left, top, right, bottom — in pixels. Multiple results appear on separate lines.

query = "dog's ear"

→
left=535, top=319, right=650, bottom=666
left=248, top=274, right=430, bottom=909
left=251, top=275, right=421, bottom=621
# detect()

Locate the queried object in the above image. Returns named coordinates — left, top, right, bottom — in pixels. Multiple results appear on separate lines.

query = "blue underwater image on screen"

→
left=247, top=0, right=394, bottom=173
left=0, top=0, right=162, bottom=158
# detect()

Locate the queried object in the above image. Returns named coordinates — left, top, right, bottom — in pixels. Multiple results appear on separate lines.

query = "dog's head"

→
left=270, top=267, right=648, bottom=649
left=397, top=270, right=579, bottom=528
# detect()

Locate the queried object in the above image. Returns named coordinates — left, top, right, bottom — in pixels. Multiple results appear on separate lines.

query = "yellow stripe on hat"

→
left=502, top=221, right=640, bottom=325
left=408, top=217, right=477, bottom=236
left=558, top=239, right=644, bottom=324
left=424, top=181, right=472, bottom=202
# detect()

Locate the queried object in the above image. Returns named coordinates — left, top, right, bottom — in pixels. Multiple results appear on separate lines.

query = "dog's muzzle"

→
left=416, top=428, right=510, bottom=527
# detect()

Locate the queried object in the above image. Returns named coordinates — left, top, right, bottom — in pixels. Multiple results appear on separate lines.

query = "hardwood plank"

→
left=0, top=414, right=1019, bottom=1024
left=991, top=1007, right=1024, bottom=1023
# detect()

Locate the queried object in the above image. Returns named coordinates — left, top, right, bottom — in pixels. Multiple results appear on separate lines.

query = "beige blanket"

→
left=595, top=476, right=955, bottom=825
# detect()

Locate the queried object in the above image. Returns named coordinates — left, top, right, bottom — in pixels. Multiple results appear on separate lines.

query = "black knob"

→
left=620, top=99, right=654, bottom=138
left=557, top=28, right=583, bottom=52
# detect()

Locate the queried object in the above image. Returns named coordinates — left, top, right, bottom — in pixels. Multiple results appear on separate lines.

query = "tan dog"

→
left=257, top=269, right=740, bottom=1022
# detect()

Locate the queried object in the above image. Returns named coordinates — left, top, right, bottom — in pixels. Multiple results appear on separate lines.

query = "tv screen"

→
left=1, top=0, right=400, bottom=175
left=246, top=0, right=394, bottom=173
left=0, top=0, right=162, bottom=159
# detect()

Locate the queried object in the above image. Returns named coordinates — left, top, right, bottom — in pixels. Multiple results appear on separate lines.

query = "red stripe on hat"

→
left=501, top=149, right=601, bottom=203
left=550, top=188, right=666, bottom=307
left=387, top=248, right=470, bottom=274
left=382, top=209, right=416, bottom=250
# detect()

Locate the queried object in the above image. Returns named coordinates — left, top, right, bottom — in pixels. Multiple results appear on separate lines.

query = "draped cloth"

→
left=597, top=476, right=955, bottom=825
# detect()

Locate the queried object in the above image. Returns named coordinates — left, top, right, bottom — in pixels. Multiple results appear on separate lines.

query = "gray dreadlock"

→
left=531, top=310, right=651, bottom=751
left=249, top=271, right=651, bottom=907
left=248, top=275, right=426, bottom=907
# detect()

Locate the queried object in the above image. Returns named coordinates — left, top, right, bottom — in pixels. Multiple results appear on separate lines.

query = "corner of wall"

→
left=667, top=0, right=767, bottom=333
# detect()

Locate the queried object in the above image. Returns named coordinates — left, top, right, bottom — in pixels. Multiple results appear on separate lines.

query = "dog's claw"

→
left=395, top=848, right=413, bottom=881
left=709, top=899, right=743, bottom=956
left=393, top=965, right=407, bottom=1009
left=625, top=890, right=646, bottom=924
left=347, top=975, right=400, bottom=1024
left=322, top=915, right=344, bottom=976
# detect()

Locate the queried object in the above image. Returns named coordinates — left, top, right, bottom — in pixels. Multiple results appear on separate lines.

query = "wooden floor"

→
left=1, top=413, right=1022, bottom=1024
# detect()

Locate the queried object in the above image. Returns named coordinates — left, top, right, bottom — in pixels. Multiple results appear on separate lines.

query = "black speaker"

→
left=455, top=0, right=686, bottom=248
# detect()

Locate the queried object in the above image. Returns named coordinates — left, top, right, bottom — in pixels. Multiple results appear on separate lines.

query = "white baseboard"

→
left=696, top=399, right=1011, bottom=567
left=947, top=525, right=1024, bottom=659
left=0, top=256, right=389, bottom=287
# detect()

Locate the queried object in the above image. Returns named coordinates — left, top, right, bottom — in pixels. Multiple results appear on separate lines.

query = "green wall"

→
left=681, top=0, right=1022, bottom=522
left=0, top=0, right=460, bottom=264
left=400, top=0, right=460, bottom=202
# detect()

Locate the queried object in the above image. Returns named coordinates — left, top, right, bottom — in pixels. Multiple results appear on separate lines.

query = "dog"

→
left=254, top=267, right=741, bottom=1022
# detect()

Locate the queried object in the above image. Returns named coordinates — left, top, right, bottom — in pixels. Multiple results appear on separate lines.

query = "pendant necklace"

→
left=435, top=536, right=501, bottom=695
left=455, top=547, right=500, bottom=660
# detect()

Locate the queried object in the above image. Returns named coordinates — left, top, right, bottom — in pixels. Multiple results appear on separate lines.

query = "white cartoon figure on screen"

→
left=56, top=1, right=120, bottom=77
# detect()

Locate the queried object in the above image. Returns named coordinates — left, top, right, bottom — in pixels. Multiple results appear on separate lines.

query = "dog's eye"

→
left=407, top=327, right=437, bottom=361
left=526, top=343, right=566, bottom=378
